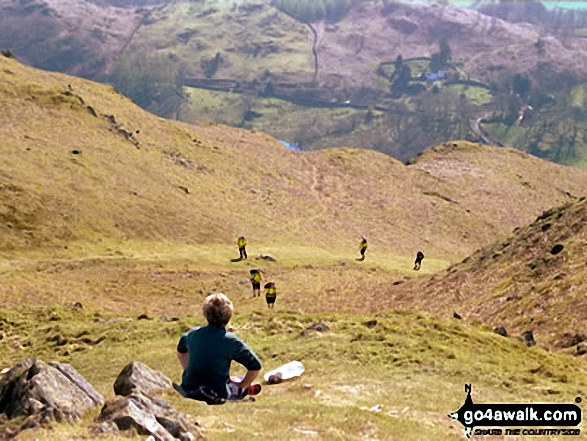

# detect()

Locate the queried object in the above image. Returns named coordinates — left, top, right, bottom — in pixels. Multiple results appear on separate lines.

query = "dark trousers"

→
left=239, top=247, right=247, bottom=259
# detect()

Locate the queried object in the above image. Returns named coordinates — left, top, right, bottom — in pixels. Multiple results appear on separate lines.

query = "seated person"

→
left=175, top=293, right=262, bottom=404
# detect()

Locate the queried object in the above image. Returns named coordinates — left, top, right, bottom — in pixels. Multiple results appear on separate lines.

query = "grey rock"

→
left=91, top=420, right=120, bottom=436
left=256, top=254, right=277, bottom=262
left=576, top=342, right=587, bottom=356
left=0, top=359, right=103, bottom=426
left=300, top=322, right=330, bottom=337
left=494, top=327, right=508, bottom=337
left=113, top=362, right=172, bottom=397
left=522, top=330, right=536, bottom=347
left=49, top=361, right=104, bottom=406
left=560, top=332, right=586, bottom=348
left=97, top=391, right=203, bottom=440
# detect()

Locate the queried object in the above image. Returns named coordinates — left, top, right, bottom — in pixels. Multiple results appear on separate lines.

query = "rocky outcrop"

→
left=0, top=359, right=104, bottom=431
left=0, top=358, right=200, bottom=440
left=95, top=362, right=203, bottom=440
left=113, top=362, right=172, bottom=397
left=95, top=392, right=203, bottom=441
left=300, top=322, right=331, bottom=337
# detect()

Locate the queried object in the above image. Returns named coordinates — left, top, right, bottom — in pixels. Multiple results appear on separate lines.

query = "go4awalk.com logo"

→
left=448, top=385, right=582, bottom=438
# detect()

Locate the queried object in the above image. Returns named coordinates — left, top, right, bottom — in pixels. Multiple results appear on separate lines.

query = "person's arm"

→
left=231, top=336, right=262, bottom=388
left=177, top=334, right=190, bottom=371
left=233, top=369, right=260, bottom=390
left=177, top=351, right=189, bottom=371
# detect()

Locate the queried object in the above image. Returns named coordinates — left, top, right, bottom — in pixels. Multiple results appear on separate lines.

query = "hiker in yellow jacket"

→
left=264, top=282, right=277, bottom=309
left=358, top=236, right=367, bottom=261
left=237, top=236, right=247, bottom=260
left=250, top=269, right=262, bottom=298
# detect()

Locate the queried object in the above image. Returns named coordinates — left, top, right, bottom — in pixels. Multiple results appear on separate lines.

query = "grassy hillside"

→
left=3, top=306, right=587, bottom=440
left=382, top=196, right=587, bottom=350
left=0, top=0, right=144, bottom=76
left=4, top=55, right=587, bottom=260
left=3, top=55, right=587, bottom=440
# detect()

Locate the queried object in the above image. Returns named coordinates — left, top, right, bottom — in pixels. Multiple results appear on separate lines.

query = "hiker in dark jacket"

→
left=175, top=293, right=261, bottom=404
left=413, top=251, right=424, bottom=271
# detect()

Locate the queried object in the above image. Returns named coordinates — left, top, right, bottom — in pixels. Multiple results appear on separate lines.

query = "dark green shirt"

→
left=177, top=324, right=262, bottom=398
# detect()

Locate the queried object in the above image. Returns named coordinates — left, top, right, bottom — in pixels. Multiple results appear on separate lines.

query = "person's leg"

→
left=226, top=380, right=262, bottom=401
left=243, top=248, right=247, bottom=259
left=173, top=382, right=188, bottom=397
left=227, top=381, right=242, bottom=401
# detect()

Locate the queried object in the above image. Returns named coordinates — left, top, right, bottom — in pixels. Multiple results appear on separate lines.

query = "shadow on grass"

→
left=230, top=258, right=243, bottom=263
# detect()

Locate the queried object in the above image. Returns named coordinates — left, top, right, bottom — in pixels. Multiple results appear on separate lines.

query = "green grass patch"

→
left=445, top=84, right=493, bottom=106
left=2, top=306, right=586, bottom=440
left=571, top=84, right=586, bottom=108
left=181, top=87, right=368, bottom=147
left=405, top=59, right=429, bottom=77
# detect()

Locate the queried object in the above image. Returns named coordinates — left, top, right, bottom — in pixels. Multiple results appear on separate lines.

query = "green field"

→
left=571, top=84, right=587, bottom=108
left=445, top=84, right=493, bottom=106
left=180, top=86, right=371, bottom=148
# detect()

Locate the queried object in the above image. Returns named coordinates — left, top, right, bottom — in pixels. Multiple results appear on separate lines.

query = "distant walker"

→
left=250, top=269, right=262, bottom=298
left=413, top=251, right=424, bottom=271
left=264, top=282, right=277, bottom=309
left=237, top=236, right=247, bottom=260
left=358, top=236, right=368, bottom=261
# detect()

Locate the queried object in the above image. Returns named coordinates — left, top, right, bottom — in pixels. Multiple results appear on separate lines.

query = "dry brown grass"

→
left=3, top=56, right=587, bottom=441
left=2, top=55, right=587, bottom=264
left=382, top=197, right=587, bottom=349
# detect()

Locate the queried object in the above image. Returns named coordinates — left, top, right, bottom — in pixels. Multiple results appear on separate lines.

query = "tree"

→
left=429, top=39, right=451, bottom=73
left=391, top=64, right=411, bottom=98
left=201, top=52, right=223, bottom=79
left=512, top=73, right=531, bottom=98
left=111, top=52, right=180, bottom=112
left=394, top=55, right=403, bottom=71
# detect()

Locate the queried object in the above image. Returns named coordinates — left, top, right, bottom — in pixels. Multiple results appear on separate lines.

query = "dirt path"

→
left=306, top=23, right=320, bottom=82
left=470, top=113, right=504, bottom=147
left=300, top=153, right=329, bottom=215
left=116, top=0, right=175, bottom=58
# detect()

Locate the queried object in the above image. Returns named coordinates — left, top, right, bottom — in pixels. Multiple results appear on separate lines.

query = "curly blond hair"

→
left=202, top=293, right=234, bottom=327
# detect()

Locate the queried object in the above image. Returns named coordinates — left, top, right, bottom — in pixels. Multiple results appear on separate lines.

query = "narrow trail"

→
left=306, top=22, right=320, bottom=82
left=469, top=113, right=504, bottom=147
left=300, top=154, right=330, bottom=218
left=116, top=0, right=174, bottom=59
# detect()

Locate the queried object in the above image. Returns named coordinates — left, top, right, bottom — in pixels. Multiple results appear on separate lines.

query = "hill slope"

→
left=2, top=55, right=587, bottom=441
left=2, top=306, right=587, bottom=440
left=2, top=54, right=587, bottom=260
left=382, top=196, right=587, bottom=349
